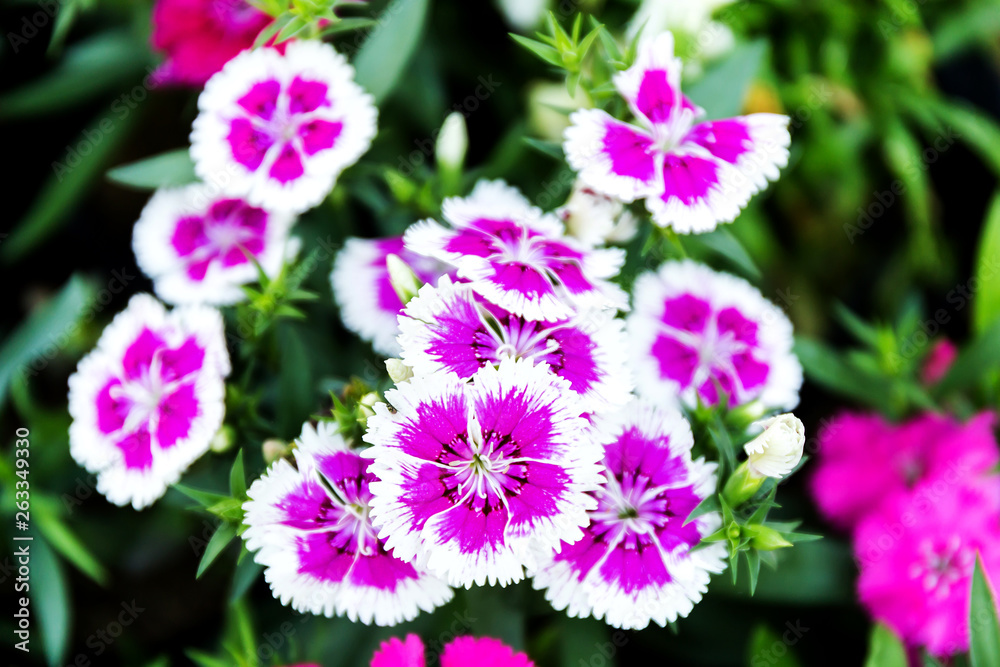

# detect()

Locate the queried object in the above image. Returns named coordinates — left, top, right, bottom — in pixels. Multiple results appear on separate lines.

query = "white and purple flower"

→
left=363, top=359, right=605, bottom=588
left=564, top=32, right=790, bottom=234
left=242, top=421, right=453, bottom=626
left=68, top=294, right=231, bottom=509
left=532, top=400, right=726, bottom=630
left=398, top=277, right=632, bottom=415
left=404, top=180, right=628, bottom=322
left=133, top=184, right=297, bottom=305
left=331, top=236, right=453, bottom=356
left=627, top=260, right=802, bottom=410
left=191, top=40, right=377, bottom=212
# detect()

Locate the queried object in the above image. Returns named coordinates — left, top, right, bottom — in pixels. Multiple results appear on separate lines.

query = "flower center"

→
left=912, top=536, right=975, bottom=599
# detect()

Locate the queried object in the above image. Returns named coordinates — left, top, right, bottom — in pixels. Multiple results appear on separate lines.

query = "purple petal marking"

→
left=635, top=69, right=682, bottom=126
left=122, top=328, right=167, bottom=381
left=650, top=335, right=698, bottom=388
left=159, top=338, right=206, bottom=382
left=268, top=143, right=305, bottom=183
left=96, top=379, right=128, bottom=434
left=602, top=122, right=657, bottom=184
left=287, top=77, right=330, bottom=114
left=684, top=119, right=753, bottom=165
left=346, top=550, right=423, bottom=591
left=660, top=153, right=720, bottom=206
left=237, top=80, right=281, bottom=121
left=730, top=351, right=769, bottom=393
left=156, top=382, right=199, bottom=450
left=117, top=425, right=153, bottom=471
left=716, top=306, right=758, bottom=345
left=661, top=294, right=711, bottom=334
left=227, top=117, right=275, bottom=171
left=299, top=119, right=343, bottom=156
left=171, top=216, right=208, bottom=258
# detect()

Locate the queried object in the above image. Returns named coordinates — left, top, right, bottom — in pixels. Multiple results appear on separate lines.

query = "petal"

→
left=613, top=32, right=701, bottom=131
left=682, top=113, right=790, bottom=193
left=564, top=109, right=659, bottom=202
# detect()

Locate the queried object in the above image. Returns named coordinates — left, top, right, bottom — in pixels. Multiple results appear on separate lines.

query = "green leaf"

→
left=933, top=2, right=1000, bottom=61
left=321, top=17, right=378, bottom=36
left=925, top=97, right=1000, bottom=176
left=510, top=34, right=564, bottom=67
left=0, top=274, right=97, bottom=405
left=973, top=191, right=1000, bottom=334
left=229, top=449, right=247, bottom=499
left=2, top=107, right=141, bottom=263
left=230, top=551, right=263, bottom=602
left=523, top=137, right=565, bottom=160
left=686, top=40, right=767, bottom=119
left=882, top=117, right=939, bottom=272
left=970, top=554, right=1000, bottom=667
left=747, top=624, right=802, bottom=667
left=196, top=523, right=238, bottom=579
left=687, top=227, right=761, bottom=280
left=935, top=318, right=1000, bottom=396
left=353, top=0, right=430, bottom=103
left=173, top=484, right=231, bottom=509
left=794, top=337, right=893, bottom=410
left=32, top=535, right=72, bottom=667
left=864, top=624, right=908, bottom=667
left=34, top=497, right=109, bottom=585
left=106, top=149, right=197, bottom=190
left=186, top=650, right=231, bottom=667
left=833, top=302, right=882, bottom=349
left=0, top=30, right=148, bottom=119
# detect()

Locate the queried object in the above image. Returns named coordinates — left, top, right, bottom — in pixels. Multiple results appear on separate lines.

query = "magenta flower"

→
left=854, top=478, right=1000, bottom=657
left=627, top=260, right=802, bottom=411
left=404, top=180, right=628, bottom=322
left=191, top=41, right=377, bottom=212
left=363, top=359, right=604, bottom=588
left=151, top=0, right=271, bottom=88
left=397, top=277, right=632, bottom=415
left=564, top=32, right=790, bottom=234
left=133, top=183, right=297, bottom=305
left=532, top=400, right=726, bottom=629
left=331, top=236, right=453, bottom=356
left=242, top=422, right=452, bottom=625
left=809, top=411, right=999, bottom=531
left=921, top=339, right=958, bottom=385
left=370, top=634, right=534, bottom=667
left=68, top=294, right=231, bottom=509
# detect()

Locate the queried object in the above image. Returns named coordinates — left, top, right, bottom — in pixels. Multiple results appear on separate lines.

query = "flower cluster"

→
left=810, top=411, right=1000, bottom=656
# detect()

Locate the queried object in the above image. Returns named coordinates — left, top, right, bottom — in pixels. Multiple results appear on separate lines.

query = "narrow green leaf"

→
left=794, top=337, right=893, bottom=410
left=510, top=34, right=564, bottom=67
left=970, top=554, right=1000, bottom=667
left=106, top=149, right=197, bottom=190
left=34, top=499, right=109, bottom=585
left=173, top=484, right=231, bottom=509
left=32, top=535, right=72, bottom=667
left=321, top=17, right=378, bottom=36
left=925, top=97, right=1000, bottom=176
left=230, top=551, right=263, bottom=602
left=186, top=650, right=231, bottom=667
left=864, top=624, right=908, bottom=667
left=523, top=137, right=565, bottom=160
left=353, top=0, right=430, bottom=103
left=196, top=523, right=238, bottom=578
left=229, top=449, right=247, bottom=499
left=686, top=40, right=767, bottom=119
left=973, top=191, right=1000, bottom=334
left=747, top=624, right=802, bottom=666
left=0, top=275, right=97, bottom=405
left=833, top=302, right=882, bottom=349
left=687, top=227, right=761, bottom=280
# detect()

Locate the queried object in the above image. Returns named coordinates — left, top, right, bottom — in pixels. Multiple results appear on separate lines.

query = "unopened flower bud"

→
left=385, top=358, right=414, bottom=384
left=209, top=425, right=235, bottom=453
left=386, top=254, right=422, bottom=305
left=435, top=112, right=468, bottom=174
left=262, top=438, right=289, bottom=465
left=744, top=413, right=805, bottom=479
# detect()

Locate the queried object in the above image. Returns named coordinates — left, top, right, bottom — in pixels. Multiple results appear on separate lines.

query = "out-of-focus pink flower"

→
left=854, top=478, right=1000, bottom=657
left=370, top=634, right=534, bottom=667
left=150, top=0, right=272, bottom=87
left=921, top=339, right=958, bottom=385
left=809, top=411, right=999, bottom=531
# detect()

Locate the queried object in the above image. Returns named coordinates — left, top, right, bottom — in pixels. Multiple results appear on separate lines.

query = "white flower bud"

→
left=385, top=358, right=414, bottom=385
left=435, top=112, right=468, bottom=173
left=385, top=254, right=422, bottom=305
left=743, top=413, right=805, bottom=479
left=559, top=182, right=638, bottom=246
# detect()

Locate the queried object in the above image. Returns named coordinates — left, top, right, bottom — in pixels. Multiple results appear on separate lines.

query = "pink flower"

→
left=68, top=294, right=231, bottom=509
left=854, top=478, right=1000, bottom=657
left=809, top=411, right=999, bottom=531
left=363, top=359, right=604, bottom=588
left=151, top=0, right=272, bottom=88
left=370, top=634, right=534, bottom=667
left=921, top=339, right=957, bottom=385
left=564, top=32, right=790, bottom=234
left=242, top=422, right=452, bottom=625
